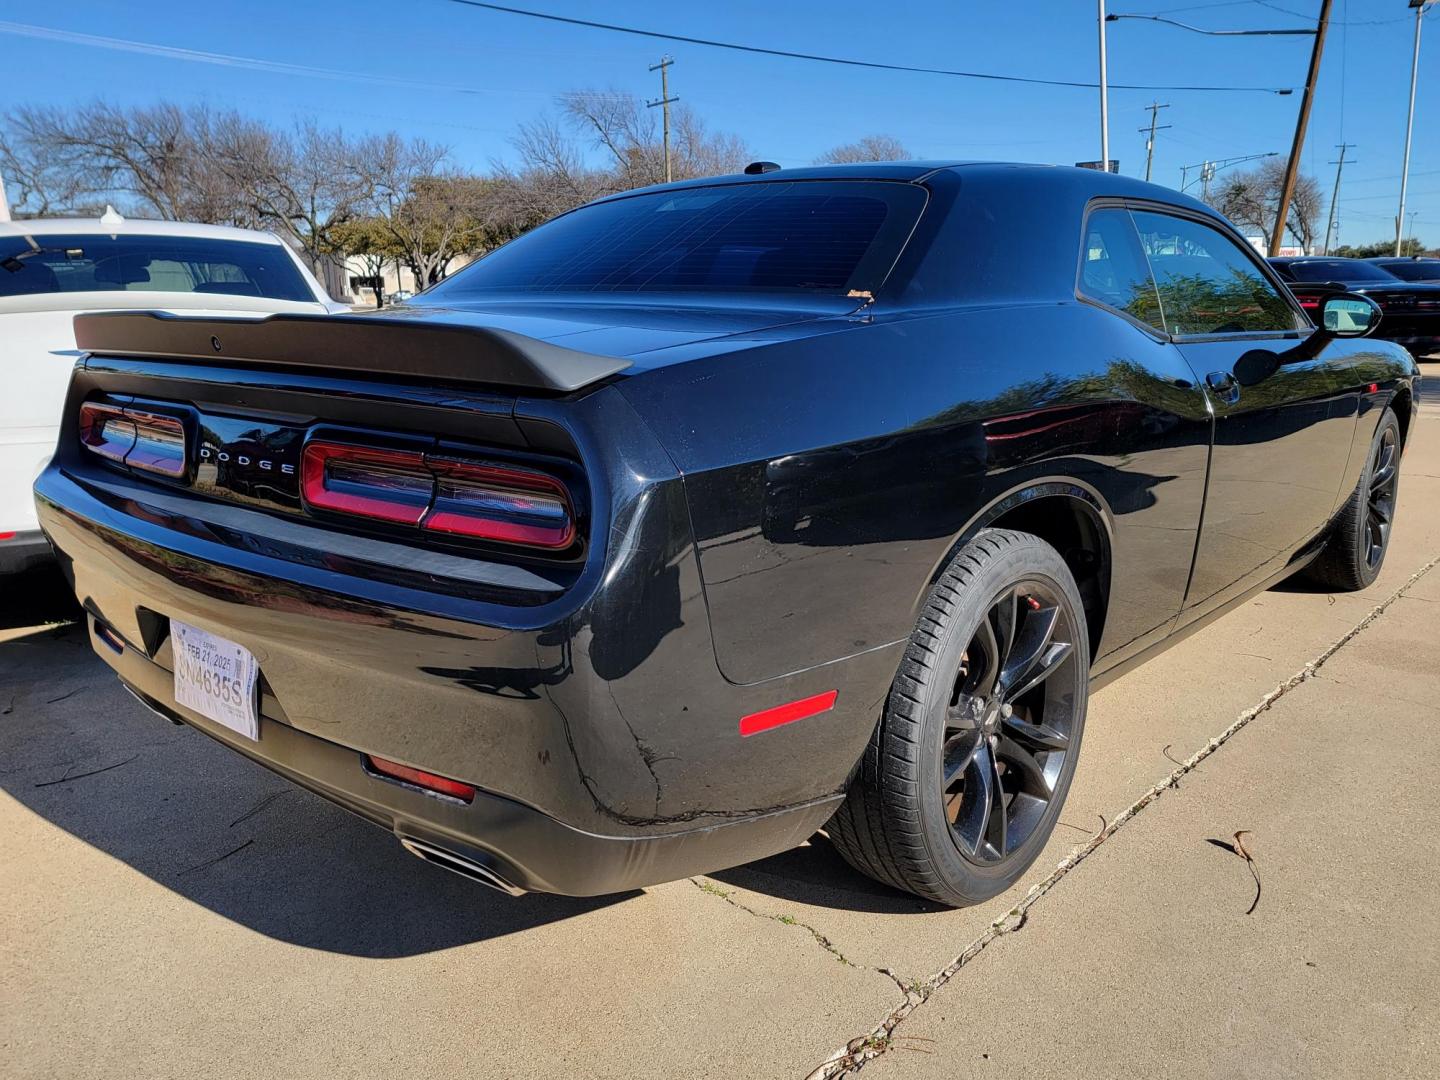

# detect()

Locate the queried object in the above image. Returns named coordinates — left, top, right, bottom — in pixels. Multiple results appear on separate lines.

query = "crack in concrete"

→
left=804, top=551, right=1440, bottom=1079
left=688, top=878, right=921, bottom=1002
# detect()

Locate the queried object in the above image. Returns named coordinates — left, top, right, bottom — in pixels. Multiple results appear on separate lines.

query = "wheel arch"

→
left=926, top=480, right=1114, bottom=660
left=1391, top=385, right=1414, bottom=447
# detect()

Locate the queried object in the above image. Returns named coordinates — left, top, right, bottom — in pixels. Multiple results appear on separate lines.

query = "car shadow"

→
left=1, top=563, right=82, bottom=631
left=0, top=622, right=629, bottom=957
left=710, top=834, right=945, bottom=915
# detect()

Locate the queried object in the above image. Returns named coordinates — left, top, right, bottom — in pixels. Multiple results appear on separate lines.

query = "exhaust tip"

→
left=398, top=836, right=525, bottom=896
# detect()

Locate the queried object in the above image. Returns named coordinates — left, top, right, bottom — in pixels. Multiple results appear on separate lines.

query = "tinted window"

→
left=1131, top=211, right=1303, bottom=335
left=427, top=181, right=926, bottom=299
left=1372, top=261, right=1440, bottom=282
left=1282, top=259, right=1398, bottom=283
left=1078, top=208, right=1165, bottom=331
left=0, top=233, right=313, bottom=302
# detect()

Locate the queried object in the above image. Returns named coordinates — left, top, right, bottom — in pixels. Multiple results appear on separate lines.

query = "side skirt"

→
left=1090, top=544, right=1322, bottom=692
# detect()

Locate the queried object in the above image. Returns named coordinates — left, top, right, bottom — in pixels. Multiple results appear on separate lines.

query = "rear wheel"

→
left=828, top=529, right=1089, bottom=907
left=1304, top=409, right=1401, bottom=592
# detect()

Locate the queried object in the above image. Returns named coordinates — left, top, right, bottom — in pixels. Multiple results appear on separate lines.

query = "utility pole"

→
left=647, top=56, right=678, bottom=184
left=1323, top=143, right=1355, bottom=255
left=1270, top=0, right=1332, bottom=256
left=1139, top=102, right=1171, bottom=182
left=1098, top=0, right=1111, bottom=171
left=1201, top=161, right=1215, bottom=203
left=1396, top=1, right=1434, bottom=255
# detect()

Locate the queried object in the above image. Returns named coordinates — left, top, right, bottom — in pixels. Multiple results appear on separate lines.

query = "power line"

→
left=1106, top=13, right=1316, bottom=35
left=447, top=1, right=1297, bottom=94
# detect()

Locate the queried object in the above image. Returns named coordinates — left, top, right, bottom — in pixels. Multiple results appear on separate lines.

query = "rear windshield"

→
left=0, top=233, right=314, bottom=301
left=1372, top=260, right=1440, bottom=282
left=1282, top=259, right=1398, bottom=283
left=427, top=180, right=927, bottom=300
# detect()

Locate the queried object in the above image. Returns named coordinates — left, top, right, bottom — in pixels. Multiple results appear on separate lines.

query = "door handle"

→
left=1206, top=370, right=1240, bottom=405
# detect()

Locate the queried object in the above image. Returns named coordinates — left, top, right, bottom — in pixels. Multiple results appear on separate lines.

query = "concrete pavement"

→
left=2, top=385, right=1437, bottom=1079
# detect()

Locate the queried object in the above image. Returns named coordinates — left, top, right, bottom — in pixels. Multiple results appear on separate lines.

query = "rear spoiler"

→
left=72, top=310, right=633, bottom=394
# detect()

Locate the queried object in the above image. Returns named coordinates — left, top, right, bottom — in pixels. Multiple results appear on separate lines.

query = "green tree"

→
left=329, top=217, right=404, bottom=307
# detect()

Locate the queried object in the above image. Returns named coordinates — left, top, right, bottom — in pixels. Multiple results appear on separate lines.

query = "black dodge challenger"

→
left=35, top=163, right=1419, bottom=906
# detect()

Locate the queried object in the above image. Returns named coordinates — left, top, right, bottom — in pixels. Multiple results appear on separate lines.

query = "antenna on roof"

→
left=99, top=205, right=124, bottom=227
left=0, top=175, right=11, bottom=223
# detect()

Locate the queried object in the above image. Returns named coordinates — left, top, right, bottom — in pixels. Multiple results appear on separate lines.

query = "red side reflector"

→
left=739, top=690, right=839, bottom=737
left=364, top=755, right=475, bottom=802
left=0, top=531, right=15, bottom=541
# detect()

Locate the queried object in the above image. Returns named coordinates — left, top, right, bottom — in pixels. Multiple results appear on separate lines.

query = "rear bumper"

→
left=35, top=410, right=896, bottom=892
left=100, top=617, right=837, bottom=895
left=0, top=530, right=52, bottom=574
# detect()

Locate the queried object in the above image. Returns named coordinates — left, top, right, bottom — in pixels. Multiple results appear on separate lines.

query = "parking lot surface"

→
left=3, top=383, right=1437, bottom=1079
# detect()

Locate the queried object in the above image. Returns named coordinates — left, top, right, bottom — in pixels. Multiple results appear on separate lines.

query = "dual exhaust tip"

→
left=398, top=836, right=526, bottom=896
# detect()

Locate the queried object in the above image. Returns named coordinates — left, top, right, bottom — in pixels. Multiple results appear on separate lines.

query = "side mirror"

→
left=1316, top=293, right=1381, bottom=338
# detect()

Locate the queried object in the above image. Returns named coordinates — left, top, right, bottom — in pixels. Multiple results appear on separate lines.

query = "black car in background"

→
left=1270, top=255, right=1440, bottom=358
left=37, top=164, right=1419, bottom=907
left=1367, top=256, right=1440, bottom=284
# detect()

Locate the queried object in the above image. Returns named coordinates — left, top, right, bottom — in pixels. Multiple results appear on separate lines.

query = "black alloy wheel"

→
left=942, top=581, right=1080, bottom=865
left=1305, top=408, right=1402, bottom=592
left=1364, top=423, right=1398, bottom=570
left=828, top=529, right=1090, bottom=907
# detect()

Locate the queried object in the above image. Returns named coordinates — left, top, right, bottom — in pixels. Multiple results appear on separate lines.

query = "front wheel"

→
left=1304, top=408, right=1402, bottom=592
left=828, top=529, right=1089, bottom=907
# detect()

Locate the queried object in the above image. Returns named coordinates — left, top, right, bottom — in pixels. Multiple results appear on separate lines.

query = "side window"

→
left=1130, top=210, right=1303, bottom=336
left=1078, top=208, right=1165, bottom=332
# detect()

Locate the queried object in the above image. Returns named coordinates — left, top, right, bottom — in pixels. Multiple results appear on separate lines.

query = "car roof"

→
left=0, top=214, right=287, bottom=245
left=589, top=160, right=1217, bottom=217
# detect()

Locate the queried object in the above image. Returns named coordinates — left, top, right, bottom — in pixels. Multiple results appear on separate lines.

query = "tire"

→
left=1304, top=409, right=1402, bottom=592
left=828, top=529, right=1090, bottom=907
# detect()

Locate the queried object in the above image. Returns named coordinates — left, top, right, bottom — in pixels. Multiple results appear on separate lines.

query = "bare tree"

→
left=369, top=139, right=511, bottom=286
left=493, top=90, right=750, bottom=227
left=205, top=115, right=392, bottom=277
left=0, top=123, right=100, bottom=217
left=816, top=134, right=912, bottom=164
left=1208, top=158, right=1322, bottom=252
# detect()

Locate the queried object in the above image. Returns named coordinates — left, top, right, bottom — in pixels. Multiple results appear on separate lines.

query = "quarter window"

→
left=1130, top=210, right=1303, bottom=336
left=1078, top=208, right=1165, bottom=332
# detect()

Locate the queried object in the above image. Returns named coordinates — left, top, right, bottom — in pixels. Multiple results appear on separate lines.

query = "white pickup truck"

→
left=1, top=208, right=347, bottom=573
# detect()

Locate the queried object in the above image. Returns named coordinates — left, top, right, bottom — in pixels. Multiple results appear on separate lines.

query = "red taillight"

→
left=364, top=755, right=475, bottom=802
left=1294, top=294, right=1322, bottom=311
left=79, top=402, right=137, bottom=462
left=79, top=401, right=186, bottom=476
left=121, top=409, right=187, bottom=477
left=424, top=458, right=576, bottom=549
left=301, top=442, right=432, bottom=525
left=301, top=440, right=577, bottom=550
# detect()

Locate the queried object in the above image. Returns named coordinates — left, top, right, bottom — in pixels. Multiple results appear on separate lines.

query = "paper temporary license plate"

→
left=171, top=619, right=260, bottom=740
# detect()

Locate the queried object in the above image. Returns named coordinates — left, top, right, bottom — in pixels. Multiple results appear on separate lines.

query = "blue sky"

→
left=1, top=0, right=1435, bottom=247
